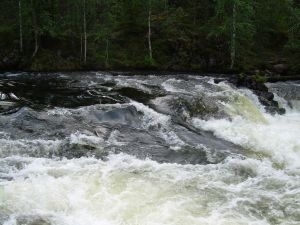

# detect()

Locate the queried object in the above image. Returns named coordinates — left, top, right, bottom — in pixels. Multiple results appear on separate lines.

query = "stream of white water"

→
left=0, top=74, right=299, bottom=225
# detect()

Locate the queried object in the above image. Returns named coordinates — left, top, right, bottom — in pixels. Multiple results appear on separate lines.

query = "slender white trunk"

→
left=33, top=28, right=39, bottom=57
left=83, top=0, right=87, bottom=64
left=31, top=0, right=38, bottom=57
left=33, top=36, right=39, bottom=57
left=230, top=1, right=236, bottom=70
left=19, top=0, right=23, bottom=53
left=80, top=34, right=83, bottom=61
left=105, top=39, right=109, bottom=66
left=148, top=0, right=153, bottom=62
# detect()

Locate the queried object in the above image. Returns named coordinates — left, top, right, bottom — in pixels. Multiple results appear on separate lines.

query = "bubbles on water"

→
left=192, top=108, right=300, bottom=170
left=129, top=101, right=170, bottom=129
left=1, top=154, right=299, bottom=225
left=1, top=73, right=300, bottom=225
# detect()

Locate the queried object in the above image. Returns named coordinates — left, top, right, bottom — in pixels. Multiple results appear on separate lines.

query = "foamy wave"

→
left=129, top=101, right=170, bottom=129
left=1, top=154, right=299, bottom=225
left=0, top=131, right=107, bottom=158
left=192, top=112, right=300, bottom=169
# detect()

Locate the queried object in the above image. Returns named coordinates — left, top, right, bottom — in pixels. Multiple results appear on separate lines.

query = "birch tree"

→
left=209, top=0, right=255, bottom=69
left=18, top=0, right=23, bottom=53
left=83, top=0, right=87, bottom=64
left=148, top=0, right=153, bottom=62
left=31, top=0, right=39, bottom=57
left=230, top=1, right=236, bottom=69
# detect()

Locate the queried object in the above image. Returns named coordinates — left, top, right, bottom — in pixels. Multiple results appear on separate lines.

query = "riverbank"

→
left=0, top=49, right=299, bottom=78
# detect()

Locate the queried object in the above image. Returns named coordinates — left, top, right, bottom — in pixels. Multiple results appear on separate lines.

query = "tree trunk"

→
left=31, top=0, right=39, bottom=57
left=83, top=0, right=87, bottom=64
left=105, top=39, right=109, bottom=67
left=230, top=1, right=236, bottom=70
left=80, top=34, right=83, bottom=62
left=148, top=0, right=153, bottom=62
left=19, top=0, right=23, bottom=53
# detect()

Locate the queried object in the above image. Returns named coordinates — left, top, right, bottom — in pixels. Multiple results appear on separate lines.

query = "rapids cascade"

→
left=0, top=72, right=300, bottom=225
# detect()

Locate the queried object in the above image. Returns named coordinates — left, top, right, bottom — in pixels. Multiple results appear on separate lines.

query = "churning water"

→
left=0, top=72, right=299, bottom=225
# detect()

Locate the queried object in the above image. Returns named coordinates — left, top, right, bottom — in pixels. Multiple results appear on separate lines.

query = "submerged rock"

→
left=16, top=215, right=51, bottom=225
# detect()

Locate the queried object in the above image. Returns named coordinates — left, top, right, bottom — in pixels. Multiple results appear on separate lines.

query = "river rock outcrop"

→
left=229, top=74, right=286, bottom=114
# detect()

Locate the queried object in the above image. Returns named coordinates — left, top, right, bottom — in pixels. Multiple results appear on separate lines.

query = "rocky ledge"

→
left=229, top=74, right=286, bottom=115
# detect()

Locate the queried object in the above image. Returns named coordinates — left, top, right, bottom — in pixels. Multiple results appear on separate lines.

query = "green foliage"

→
left=253, top=72, right=267, bottom=83
left=285, top=3, right=300, bottom=72
left=207, top=0, right=256, bottom=69
left=0, top=0, right=299, bottom=72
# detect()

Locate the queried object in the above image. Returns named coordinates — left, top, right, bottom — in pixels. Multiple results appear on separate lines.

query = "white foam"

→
left=130, top=101, right=186, bottom=149
left=161, top=79, right=190, bottom=94
left=107, top=130, right=127, bottom=146
left=0, top=92, right=7, bottom=100
left=70, top=132, right=104, bottom=146
left=192, top=112, right=300, bottom=169
left=1, top=154, right=299, bottom=225
left=47, top=107, right=73, bottom=116
left=130, top=101, right=170, bottom=129
left=1, top=76, right=300, bottom=225
left=0, top=138, right=62, bottom=158
left=114, top=78, right=152, bottom=94
left=159, top=130, right=186, bottom=150
left=0, top=132, right=105, bottom=158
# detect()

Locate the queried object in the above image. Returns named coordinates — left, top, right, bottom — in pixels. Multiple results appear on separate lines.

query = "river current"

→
left=0, top=72, right=299, bottom=225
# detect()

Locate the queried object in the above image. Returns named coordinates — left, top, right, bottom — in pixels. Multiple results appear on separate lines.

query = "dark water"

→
left=0, top=72, right=300, bottom=225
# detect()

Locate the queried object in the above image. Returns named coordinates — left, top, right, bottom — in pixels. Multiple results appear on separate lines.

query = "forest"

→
left=0, top=0, right=300, bottom=73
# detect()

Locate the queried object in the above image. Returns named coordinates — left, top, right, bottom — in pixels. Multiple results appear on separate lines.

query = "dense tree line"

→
left=0, top=0, right=299, bottom=73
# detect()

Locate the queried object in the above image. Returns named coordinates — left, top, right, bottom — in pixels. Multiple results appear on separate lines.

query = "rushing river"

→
left=0, top=72, right=299, bottom=225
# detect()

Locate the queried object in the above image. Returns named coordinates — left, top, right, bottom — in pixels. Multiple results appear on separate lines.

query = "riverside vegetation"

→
left=0, top=0, right=300, bottom=73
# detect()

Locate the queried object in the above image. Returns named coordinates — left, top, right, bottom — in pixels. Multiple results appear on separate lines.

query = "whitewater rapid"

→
left=0, top=73, right=299, bottom=225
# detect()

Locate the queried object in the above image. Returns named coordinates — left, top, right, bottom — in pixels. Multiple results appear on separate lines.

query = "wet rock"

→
left=94, top=125, right=110, bottom=138
left=94, top=105, right=143, bottom=126
left=116, top=86, right=154, bottom=103
left=230, top=75, right=286, bottom=114
left=150, top=95, right=221, bottom=123
left=173, top=96, right=219, bottom=119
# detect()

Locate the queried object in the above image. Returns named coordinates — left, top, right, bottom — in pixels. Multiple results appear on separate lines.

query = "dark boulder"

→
left=230, top=74, right=286, bottom=115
